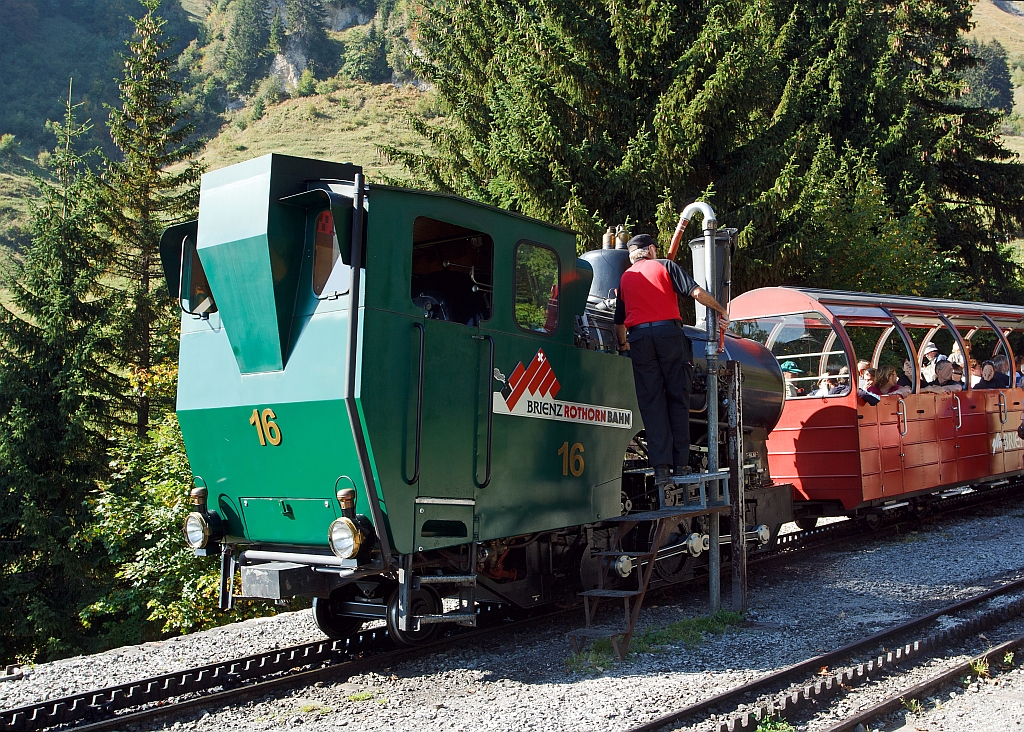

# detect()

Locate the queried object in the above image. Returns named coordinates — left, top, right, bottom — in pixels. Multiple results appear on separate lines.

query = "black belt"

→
left=628, top=319, right=682, bottom=334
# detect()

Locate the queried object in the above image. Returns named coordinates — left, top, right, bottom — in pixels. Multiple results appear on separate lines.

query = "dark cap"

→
left=627, top=234, right=656, bottom=251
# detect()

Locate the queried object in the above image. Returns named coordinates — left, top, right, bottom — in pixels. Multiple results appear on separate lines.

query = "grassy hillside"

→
left=970, top=0, right=1024, bottom=58
left=0, top=156, right=41, bottom=252
left=196, top=81, right=432, bottom=178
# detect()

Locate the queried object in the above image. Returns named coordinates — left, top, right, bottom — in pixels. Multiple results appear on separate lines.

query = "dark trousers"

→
left=628, top=324, right=693, bottom=468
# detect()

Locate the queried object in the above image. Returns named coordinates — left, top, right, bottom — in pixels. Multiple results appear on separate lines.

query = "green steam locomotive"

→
left=161, top=154, right=789, bottom=645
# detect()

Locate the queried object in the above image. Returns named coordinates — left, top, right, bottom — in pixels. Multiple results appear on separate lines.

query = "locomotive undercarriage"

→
left=246, top=433, right=794, bottom=644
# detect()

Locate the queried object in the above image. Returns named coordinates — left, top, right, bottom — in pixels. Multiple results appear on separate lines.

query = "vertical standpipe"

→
left=676, top=202, right=721, bottom=612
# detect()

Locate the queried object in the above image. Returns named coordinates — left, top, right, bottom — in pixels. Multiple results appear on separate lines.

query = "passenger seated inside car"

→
left=867, top=365, right=911, bottom=397
left=828, top=366, right=851, bottom=395
left=780, top=361, right=804, bottom=397
left=813, top=373, right=837, bottom=396
left=992, top=355, right=1013, bottom=388
left=863, top=367, right=876, bottom=390
left=922, top=360, right=963, bottom=393
left=975, top=360, right=1001, bottom=390
left=896, top=358, right=926, bottom=390
left=969, top=358, right=982, bottom=387
left=951, top=362, right=965, bottom=386
left=857, top=360, right=871, bottom=389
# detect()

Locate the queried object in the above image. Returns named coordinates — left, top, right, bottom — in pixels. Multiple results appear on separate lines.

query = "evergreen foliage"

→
left=286, top=0, right=330, bottom=72
left=296, top=67, right=318, bottom=96
left=225, top=0, right=271, bottom=93
left=83, top=367, right=230, bottom=643
left=0, top=88, right=116, bottom=661
left=269, top=8, right=286, bottom=55
left=392, top=0, right=1024, bottom=301
left=340, top=23, right=390, bottom=83
left=99, top=0, right=203, bottom=436
left=960, top=39, right=1014, bottom=115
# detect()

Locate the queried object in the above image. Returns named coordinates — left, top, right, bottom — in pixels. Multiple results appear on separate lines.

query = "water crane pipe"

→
left=666, top=202, right=717, bottom=262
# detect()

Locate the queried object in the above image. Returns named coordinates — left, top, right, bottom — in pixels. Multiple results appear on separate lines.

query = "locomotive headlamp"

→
left=184, top=512, right=211, bottom=549
left=328, top=517, right=363, bottom=559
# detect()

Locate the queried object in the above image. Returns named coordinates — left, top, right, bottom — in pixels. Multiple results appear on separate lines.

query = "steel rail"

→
left=820, top=635, right=1024, bottom=732
left=3, top=480, right=1022, bottom=732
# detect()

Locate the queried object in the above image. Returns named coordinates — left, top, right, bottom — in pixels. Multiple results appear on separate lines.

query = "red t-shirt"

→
left=614, top=258, right=698, bottom=328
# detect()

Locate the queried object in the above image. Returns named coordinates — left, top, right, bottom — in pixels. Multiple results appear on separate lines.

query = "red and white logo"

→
left=502, top=349, right=560, bottom=410
left=494, top=348, right=632, bottom=429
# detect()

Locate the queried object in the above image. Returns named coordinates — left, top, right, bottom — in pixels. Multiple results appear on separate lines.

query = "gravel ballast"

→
left=6, top=495, right=1024, bottom=731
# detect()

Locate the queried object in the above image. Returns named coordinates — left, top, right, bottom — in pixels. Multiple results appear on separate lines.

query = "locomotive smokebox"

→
left=689, top=228, right=737, bottom=330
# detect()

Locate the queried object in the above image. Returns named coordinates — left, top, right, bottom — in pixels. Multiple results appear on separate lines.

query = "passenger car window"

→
left=411, top=217, right=493, bottom=326
left=514, top=242, right=560, bottom=334
left=312, top=209, right=351, bottom=298
left=179, top=235, right=217, bottom=316
left=734, top=312, right=849, bottom=398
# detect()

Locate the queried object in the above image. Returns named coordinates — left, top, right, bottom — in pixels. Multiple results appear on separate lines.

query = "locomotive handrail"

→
left=405, top=322, right=425, bottom=485
left=897, top=398, right=908, bottom=437
left=473, top=334, right=495, bottom=489
left=343, top=174, right=394, bottom=571
left=953, top=394, right=963, bottom=431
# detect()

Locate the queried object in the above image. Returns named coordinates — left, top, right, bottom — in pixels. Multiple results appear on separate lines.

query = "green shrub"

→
left=255, top=74, right=287, bottom=105
left=84, top=377, right=274, bottom=645
left=339, top=25, right=390, bottom=83
left=413, top=92, right=443, bottom=120
left=0, top=134, right=18, bottom=157
left=296, top=67, right=317, bottom=97
left=250, top=95, right=265, bottom=122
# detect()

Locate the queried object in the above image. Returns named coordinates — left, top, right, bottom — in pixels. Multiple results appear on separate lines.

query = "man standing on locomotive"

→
left=613, top=234, right=730, bottom=487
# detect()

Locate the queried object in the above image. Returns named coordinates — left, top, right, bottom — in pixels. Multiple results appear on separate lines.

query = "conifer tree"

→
left=99, top=0, right=202, bottom=436
left=269, top=8, right=285, bottom=55
left=0, top=85, right=115, bottom=662
left=225, top=0, right=271, bottom=92
left=961, top=39, right=1014, bottom=115
left=286, top=0, right=328, bottom=71
left=392, top=0, right=1024, bottom=301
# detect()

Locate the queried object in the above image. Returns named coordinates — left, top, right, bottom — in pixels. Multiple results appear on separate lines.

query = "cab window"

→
left=514, top=241, right=559, bottom=334
left=411, top=217, right=493, bottom=326
left=179, top=235, right=217, bottom=316
left=312, top=209, right=351, bottom=298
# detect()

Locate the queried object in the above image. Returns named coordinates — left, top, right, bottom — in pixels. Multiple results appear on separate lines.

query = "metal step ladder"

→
left=398, top=551, right=479, bottom=631
left=567, top=470, right=731, bottom=660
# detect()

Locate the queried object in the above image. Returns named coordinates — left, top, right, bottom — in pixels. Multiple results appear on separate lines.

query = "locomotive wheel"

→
left=312, top=587, right=366, bottom=639
left=653, top=518, right=695, bottom=583
left=795, top=517, right=819, bottom=532
left=864, top=513, right=883, bottom=530
left=386, top=586, right=442, bottom=647
left=912, top=499, right=930, bottom=519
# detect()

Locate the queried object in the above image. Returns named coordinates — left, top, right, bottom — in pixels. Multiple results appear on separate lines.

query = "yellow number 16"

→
left=558, top=441, right=584, bottom=476
left=249, top=408, right=283, bottom=446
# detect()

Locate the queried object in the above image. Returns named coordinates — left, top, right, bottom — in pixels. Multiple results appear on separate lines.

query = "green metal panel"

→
left=239, top=497, right=340, bottom=544
left=197, top=158, right=282, bottom=372
left=195, top=155, right=360, bottom=374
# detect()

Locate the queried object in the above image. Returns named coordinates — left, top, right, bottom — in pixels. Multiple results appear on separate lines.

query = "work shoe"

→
left=674, top=465, right=693, bottom=477
left=654, top=465, right=671, bottom=486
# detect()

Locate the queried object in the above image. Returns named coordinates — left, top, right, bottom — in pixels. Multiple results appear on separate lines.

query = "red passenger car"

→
left=730, top=288, right=1024, bottom=522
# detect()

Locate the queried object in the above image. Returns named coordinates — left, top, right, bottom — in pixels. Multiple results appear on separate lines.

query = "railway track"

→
left=621, top=570, right=1024, bottom=732
left=819, top=634, right=1024, bottom=732
left=3, top=480, right=1022, bottom=732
